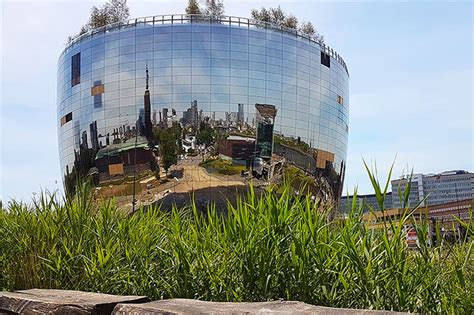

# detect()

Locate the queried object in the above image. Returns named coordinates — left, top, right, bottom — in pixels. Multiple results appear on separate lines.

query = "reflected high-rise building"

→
left=144, top=66, right=152, bottom=140
left=137, top=108, right=145, bottom=136
left=81, top=131, right=88, bottom=150
left=162, top=108, right=168, bottom=122
left=89, top=121, right=99, bottom=150
left=152, top=110, right=157, bottom=126
left=237, top=103, right=244, bottom=124
left=182, top=100, right=200, bottom=129
left=58, top=14, right=349, bottom=203
left=255, top=104, right=277, bottom=160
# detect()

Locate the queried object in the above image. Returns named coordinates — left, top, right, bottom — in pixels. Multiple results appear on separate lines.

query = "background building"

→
left=340, top=170, right=473, bottom=212
left=392, top=170, right=473, bottom=208
left=340, top=192, right=393, bottom=212
left=57, top=14, right=349, bottom=202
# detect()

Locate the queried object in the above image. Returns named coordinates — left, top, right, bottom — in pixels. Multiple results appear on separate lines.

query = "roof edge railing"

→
left=62, top=14, right=349, bottom=75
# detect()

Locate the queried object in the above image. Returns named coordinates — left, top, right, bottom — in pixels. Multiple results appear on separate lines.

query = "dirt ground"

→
left=171, top=156, right=246, bottom=193
left=100, top=156, right=247, bottom=212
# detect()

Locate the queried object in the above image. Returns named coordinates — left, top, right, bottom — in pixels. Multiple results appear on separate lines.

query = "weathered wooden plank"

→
left=113, top=299, right=410, bottom=315
left=0, top=289, right=149, bottom=315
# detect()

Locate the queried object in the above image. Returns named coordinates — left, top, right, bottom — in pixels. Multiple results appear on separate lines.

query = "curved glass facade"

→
left=57, top=15, right=349, bottom=206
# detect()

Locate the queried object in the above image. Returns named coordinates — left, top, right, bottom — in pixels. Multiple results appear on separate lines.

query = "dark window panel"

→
left=321, top=51, right=330, bottom=68
left=60, top=112, right=73, bottom=126
left=71, top=53, right=81, bottom=86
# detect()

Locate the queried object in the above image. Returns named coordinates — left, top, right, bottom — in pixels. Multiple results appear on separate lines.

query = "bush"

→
left=0, top=173, right=472, bottom=313
left=202, top=158, right=245, bottom=175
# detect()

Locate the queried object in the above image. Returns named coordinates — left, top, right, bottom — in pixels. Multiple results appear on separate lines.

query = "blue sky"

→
left=1, top=0, right=473, bottom=201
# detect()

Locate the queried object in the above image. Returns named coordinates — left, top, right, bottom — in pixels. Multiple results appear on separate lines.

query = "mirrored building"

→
left=57, top=15, right=349, bottom=207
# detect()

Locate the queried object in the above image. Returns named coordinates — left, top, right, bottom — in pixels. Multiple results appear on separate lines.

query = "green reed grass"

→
left=0, top=167, right=472, bottom=313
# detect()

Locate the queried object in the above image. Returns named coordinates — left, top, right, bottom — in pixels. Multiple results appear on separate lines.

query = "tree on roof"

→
left=282, top=14, right=298, bottom=29
left=250, top=7, right=270, bottom=23
left=185, top=0, right=202, bottom=15
left=300, top=21, right=324, bottom=43
left=251, top=6, right=290, bottom=28
left=204, top=0, right=224, bottom=17
left=269, top=6, right=286, bottom=26
left=105, top=0, right=130, bottom=24
left=67, top=0, right=130, bottom=44
left=299, top=21, right=315, bottom=37
left=250, top=6, right=325, bottom=43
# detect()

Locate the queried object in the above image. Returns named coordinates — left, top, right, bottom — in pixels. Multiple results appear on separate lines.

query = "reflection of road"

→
left=114, top=155, right=246, bottom=212
left=168, top=156, right=245, bottom=194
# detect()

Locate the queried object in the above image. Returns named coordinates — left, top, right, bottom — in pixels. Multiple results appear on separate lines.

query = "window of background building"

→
left=321, top=51, right=330, bottom=68
left=91, top=80, right=104, bottom=108
left=60, top=112, right=73, bottom=126
left=71, top=53, right=81, bottom=86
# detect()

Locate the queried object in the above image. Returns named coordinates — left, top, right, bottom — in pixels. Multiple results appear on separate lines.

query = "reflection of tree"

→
left=160, top=140, right=177, bottom=174
left=277, top=164, right=337, bottom=204
left=196, top=122, right=215, bottom=147
left=64, top=146, right=97, bottom=196
left=274, top=134, right=311, bottom=154
left=64, top=169, right=79, bottom=197
left=236, top=128, right=256, bottom=137
left=210, top=130, right=227, bottom=157
left=154, top=122, right=182, bottom=174
left=326, top=163, right=341, bottom=200
left=149, top=158, right=160, bottom=180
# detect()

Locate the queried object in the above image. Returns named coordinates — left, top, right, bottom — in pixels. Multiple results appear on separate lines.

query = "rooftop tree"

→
left=250, top=7, right=270, bottom=22
left=204, top=0, right=224, bottom=17
left=299, top=21, right=324, bottom=43
left=67, top=0, right=130, bottom=44
left=251, top=6, right=287, bottom=27
left=185, top=0, right=202, bottom=15
left=281, top=14, right=298, bottom=29
left=269, top=6, right=285, bottom=25
left=299, top=21, right=315, bottom=37
left=251, top=6, right=324, bottom=43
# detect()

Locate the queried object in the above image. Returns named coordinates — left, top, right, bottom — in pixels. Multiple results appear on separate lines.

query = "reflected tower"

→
left=255, top=104, right=277, bottom=160
left=144, top=65, right=152, bottom=140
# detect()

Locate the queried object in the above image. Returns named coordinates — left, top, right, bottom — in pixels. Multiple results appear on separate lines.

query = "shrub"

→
left=0, top=170, right=472, bottom=313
